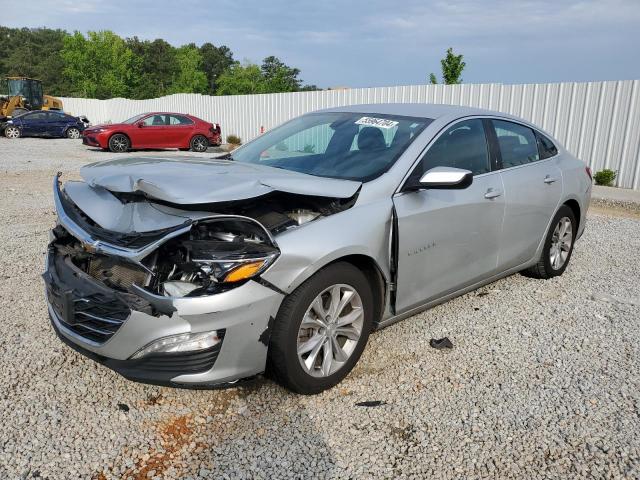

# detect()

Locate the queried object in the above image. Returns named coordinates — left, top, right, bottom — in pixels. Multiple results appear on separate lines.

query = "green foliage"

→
left=216, top=63, right=266, bottom=95
left=0, top=26, right=316, bottom=99
left=199, top=43, right=234, bottom=93
left=0, top=26, right=72, bottom=95
left=126, top=37, right=179, bottom=99
left=226, top=134, right=242, bottom=145
left=169, top=45, right=208, bottom=94
left=593, top=169, right=617, bottom=186
left=61, top=30, right=135, bottom=98
left=215, top=56, right=316, bottom=95
left=429, top=47, right=466, bottom=85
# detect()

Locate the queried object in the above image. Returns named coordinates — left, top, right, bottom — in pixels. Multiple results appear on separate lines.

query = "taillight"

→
left=585, top=166, right=592, bottom=181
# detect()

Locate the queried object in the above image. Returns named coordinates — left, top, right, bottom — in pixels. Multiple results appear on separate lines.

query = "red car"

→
left=82, top=112, right=222, bottom=153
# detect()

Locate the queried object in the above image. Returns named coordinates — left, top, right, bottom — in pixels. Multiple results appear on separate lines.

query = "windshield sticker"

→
left=355, top=117, right=399, bottom=129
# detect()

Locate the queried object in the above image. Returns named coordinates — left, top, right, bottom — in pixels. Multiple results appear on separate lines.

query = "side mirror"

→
left=407, top=166, right=473, bottom=191
left=137, top=122, right=144, bottom=128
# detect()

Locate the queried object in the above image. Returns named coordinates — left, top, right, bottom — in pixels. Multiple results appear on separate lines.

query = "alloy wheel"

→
left=297, top=284, right=364, bottom=378
left=67, top=128, right=80, bottom=139
left=110, top=135, right=128, bottom=152
left=549, top=216, right=573, bottom=270
left=192, top=137, right=208, bottom=152
left=5, top=126, right=20, bottom=139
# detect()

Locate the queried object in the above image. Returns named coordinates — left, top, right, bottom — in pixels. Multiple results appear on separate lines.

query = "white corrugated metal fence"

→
left=60, top=80, right=640, bottom=189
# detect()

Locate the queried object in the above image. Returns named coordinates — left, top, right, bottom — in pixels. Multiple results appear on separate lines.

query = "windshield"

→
left=232, top=112, right=431, bottom=182
left=122, top=113, right=147, bottom=124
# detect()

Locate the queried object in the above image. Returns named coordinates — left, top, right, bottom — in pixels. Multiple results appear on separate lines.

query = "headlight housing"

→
left=147, top=218, right=280, bottom=298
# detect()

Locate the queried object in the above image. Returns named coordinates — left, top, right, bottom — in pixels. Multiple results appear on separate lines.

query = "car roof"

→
left=317, top=103, right=513, bottom=120
left=144, top=112, right=193, bottom=116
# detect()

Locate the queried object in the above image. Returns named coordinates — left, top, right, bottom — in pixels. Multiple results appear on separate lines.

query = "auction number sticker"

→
left=355, top=117, right=399, bottom=129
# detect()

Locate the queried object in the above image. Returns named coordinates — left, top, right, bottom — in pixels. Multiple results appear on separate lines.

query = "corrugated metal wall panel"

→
left=60, top=80, right=640, bottom=189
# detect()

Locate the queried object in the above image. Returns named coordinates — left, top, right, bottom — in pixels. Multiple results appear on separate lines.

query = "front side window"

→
left=492, top=120, right=539, bottom=168
left=143, top=114, right=167, bottom=126
left=232, top=112, right=431, bottom=182
left=407, top=119, right=490, bottom=184
left=24, top=112, right=47, bottom=121
left=122, top=113, right=147, bottom=124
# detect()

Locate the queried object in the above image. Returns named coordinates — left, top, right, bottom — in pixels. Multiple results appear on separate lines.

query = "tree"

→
left=260, top=56, right=302, bottom=93
left=169, top=45, right=208, bottom=94
left=126, top=37, right=178, bottom=99
left=429, top=47, right=466, bottom=85
left=200, top=43, right=234, bottom=94
left=215, top=62, right=266, bottom=95
left=61, top=30, right=135, bottom=98
left=0, top=27, right=71, bottom=96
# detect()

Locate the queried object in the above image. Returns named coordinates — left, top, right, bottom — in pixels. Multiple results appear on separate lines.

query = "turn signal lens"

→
left=223, top=260, right=266, bottom=283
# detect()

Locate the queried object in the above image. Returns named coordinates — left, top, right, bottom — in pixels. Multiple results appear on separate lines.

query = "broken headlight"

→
left=151, top=218, right=279, bottom=297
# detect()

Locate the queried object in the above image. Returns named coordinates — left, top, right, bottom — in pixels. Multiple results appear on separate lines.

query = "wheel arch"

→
left=562, top=198, right=581, bottom=232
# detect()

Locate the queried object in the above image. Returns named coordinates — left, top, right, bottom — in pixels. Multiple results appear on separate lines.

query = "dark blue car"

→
left=2, top=111, right=87, bottom=139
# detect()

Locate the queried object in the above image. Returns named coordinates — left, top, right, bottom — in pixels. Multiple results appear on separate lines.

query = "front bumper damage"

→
left=45, top=176, right=285, bottom=388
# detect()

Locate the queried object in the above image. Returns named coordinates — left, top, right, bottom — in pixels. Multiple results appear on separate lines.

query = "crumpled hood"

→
left=80, top=157, right=361, bottom=204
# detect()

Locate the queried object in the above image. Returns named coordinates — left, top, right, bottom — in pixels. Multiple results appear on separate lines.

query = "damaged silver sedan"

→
left=44, top=104, right=592, bottom=394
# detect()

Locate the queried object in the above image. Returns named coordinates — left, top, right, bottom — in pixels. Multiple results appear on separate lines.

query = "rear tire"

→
left=267, top=262, right=374, bottom=394
left=4, top=125, right=21, bottom=139
left=524, top=205, right=576, bottom=279
left=190, top=135, right=209, bottom=152
left=108, top=133, right=130, bottom=153
left=66, top=127, right=80, bottom=139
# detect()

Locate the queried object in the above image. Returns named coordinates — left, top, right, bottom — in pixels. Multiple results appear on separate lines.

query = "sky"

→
left=3, top=0, right=640, bottom=88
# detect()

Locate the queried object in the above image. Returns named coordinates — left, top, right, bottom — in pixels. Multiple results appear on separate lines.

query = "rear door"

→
left=44, top=112, right=68, bottom=137
left=393, top=118, right=506, bottom=312
left=20, top=112, right=48, bottom=136
left=167, top=114, right=195, bottom=147
left=489, top=119, right=562, bottom=269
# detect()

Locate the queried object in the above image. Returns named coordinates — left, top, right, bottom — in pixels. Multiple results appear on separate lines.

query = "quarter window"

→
left=492, top=120, right=539, bottom=168
left=536, top=131, right=558, bottom=159
left=409, top=119, right=490, bottom=183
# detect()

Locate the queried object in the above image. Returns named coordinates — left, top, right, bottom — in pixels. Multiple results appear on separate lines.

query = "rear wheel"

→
left=267, top=262, right=374, bottom=394
left=66, top=127, right=81, bottom=139
left=190, top=135, right=209, bottom=152
left=4, top=125, right=20, bottom=139
left=108, top=134, right=130, bottom=153
left=525, top=205, right=576, bottom=279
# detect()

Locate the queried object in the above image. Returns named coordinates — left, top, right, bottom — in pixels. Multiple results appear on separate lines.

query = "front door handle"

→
left=484, top=188, right=502, bottom=199
left=544, top=175, right=559, bottom=184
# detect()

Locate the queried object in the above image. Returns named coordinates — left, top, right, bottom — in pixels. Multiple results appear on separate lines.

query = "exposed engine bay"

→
left=53, top=178, right=358, bottom=302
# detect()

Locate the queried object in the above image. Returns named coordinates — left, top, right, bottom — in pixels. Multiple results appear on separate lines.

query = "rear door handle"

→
left=544, top=175, right=559, bottom=184
left=484, top=188, right=502, bottom=199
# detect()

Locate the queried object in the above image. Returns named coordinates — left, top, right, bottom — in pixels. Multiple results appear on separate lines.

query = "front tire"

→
left=267, top=262, right=374, bottom=394
left=190, top=135, right=209, bottom=152
left=4, top=125, right=21, bottom=139
left=108, top=133, right=130, bottom=153
left=524, top=205, right=576, bottom=279
left=66, top=127, right=81, bottom=139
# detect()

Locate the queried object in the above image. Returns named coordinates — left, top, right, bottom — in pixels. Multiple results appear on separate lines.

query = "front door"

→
left=393, top=118, right=506, bottom=313
left=135, top=114, right=170, bottom=148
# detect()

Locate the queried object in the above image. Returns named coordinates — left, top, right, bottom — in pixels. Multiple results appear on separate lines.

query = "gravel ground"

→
left=1, top=137, right=639, bottom=480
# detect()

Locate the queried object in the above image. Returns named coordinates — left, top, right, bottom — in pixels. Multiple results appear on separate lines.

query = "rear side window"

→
left=536, top=131, right=558, bottom=159
left=24, top=112, right=47, bottom=121
left=491, top=119, right=539, bottom=168
left=168, top=115, right=194, bottom=125
left=409, top=119, right=490, bottom=182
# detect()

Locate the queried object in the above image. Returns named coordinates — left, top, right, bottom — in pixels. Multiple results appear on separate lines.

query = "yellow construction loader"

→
left=0, top=77, right=64, bottom=120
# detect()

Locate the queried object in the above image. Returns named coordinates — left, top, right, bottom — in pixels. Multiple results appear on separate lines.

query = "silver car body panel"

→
left=45, top=103, right=592, bottom=387
left=81, top=156, right=362, bottom=203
